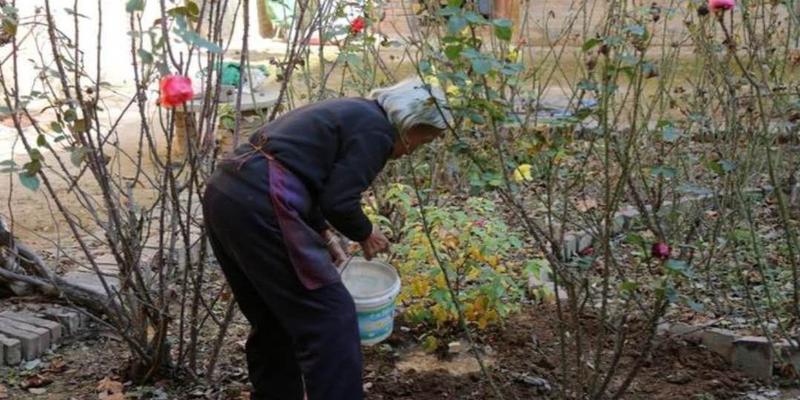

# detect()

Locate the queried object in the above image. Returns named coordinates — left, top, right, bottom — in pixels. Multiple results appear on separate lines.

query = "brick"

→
left=701, top=328, right=737, bottom=362
left=732, top=336, right=773, bottom=382
left=0, top=334, right=21, bottom=365
left=0, top=317, right=45, bottom=360
left=0, top=312, right=61, bottom=344
left=41, top=308, right=82, bottom=336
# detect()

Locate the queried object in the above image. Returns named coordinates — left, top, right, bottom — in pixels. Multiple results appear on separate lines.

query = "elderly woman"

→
left=202, top=78, right=447, bottom=400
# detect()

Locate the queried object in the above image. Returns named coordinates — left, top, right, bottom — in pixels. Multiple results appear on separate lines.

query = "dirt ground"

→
left=2, top=299, right=796, bottom=400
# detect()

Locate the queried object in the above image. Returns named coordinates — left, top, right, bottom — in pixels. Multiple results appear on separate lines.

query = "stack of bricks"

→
left=0, top=307, right=86, bottom=366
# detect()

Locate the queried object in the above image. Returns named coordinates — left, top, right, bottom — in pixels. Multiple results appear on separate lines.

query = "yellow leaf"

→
left=513, top=164, right=533, bottom=183
left=446, top=85, right=461, bottom=97
left=435, top=273, right=447, bottom=289
left=422, top=336, right=439, bottom=353
left=443, top=234, right=459, bottom=250
left=431, top=304, right=449, bottom=325
left=411, top=278, right=430, bottom=297
left=468, top=246, right=482, bottom=259
left=467, top=267, right=481, bottom=280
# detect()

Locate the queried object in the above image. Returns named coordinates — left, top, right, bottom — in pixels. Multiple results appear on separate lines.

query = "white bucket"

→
left=341, top=258, right=401, bottom=346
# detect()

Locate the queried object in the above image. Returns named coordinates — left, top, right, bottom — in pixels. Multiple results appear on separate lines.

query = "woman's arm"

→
left=318, top=129, right=394, bottom=242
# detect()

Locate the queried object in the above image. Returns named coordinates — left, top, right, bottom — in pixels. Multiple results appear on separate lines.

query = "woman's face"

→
left=391, top=125, right=442, bottom=159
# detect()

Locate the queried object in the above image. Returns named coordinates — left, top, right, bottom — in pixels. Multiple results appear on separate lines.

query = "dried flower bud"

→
left=651, top=242, right=671, bottom=260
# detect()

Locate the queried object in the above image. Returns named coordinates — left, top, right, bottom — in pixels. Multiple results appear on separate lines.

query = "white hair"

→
left=369, top=77, right=451, bottom=133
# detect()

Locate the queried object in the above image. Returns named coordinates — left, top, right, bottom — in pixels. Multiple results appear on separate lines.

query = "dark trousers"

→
left=203, top=163, right=363, bottom=400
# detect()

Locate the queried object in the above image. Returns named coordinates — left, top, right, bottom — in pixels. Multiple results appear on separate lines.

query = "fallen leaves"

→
left=0, top=384, right=7, bottom=400
left=20, top=374, right=53, bottom=390
left=97, top=377, right=125, bottom=400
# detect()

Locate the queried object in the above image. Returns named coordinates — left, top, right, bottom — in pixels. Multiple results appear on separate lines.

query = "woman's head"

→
left=370, top=77, right=450, bottom=158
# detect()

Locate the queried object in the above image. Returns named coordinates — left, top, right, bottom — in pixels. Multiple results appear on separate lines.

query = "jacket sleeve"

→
left=318, top=129, right=394, bottom=242
left=307, top=206, right=328, bottom=232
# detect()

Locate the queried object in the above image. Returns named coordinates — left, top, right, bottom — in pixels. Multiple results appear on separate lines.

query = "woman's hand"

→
left=322, top=230, right=348, bottom=266
left=360, top=225, right=391, bottom=260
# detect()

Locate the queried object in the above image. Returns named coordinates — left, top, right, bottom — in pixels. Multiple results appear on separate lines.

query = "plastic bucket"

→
left=341, top=258, right=401, bottom=346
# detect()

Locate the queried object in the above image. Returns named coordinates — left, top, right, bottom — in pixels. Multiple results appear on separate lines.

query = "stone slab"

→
left=61, top=271, right=119, bottom=297
left=0, top=317, right=45, bottom=360
left=0, top=333, right=21, bottom=366
left=41, top=308, right=82, bottom=336
left=0, top=311, right=62, bottom=344
left=732, top=336, right=773, bottom=382
left=701, top=328, right=737, bottom=362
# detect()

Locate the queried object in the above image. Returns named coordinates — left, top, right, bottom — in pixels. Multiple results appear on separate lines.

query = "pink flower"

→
left=473, top=219, right=487, bottom=228
left=159, top=75, right=194, bottom=108
left=708, top=0, right=735, bottom=12
left=651, top=242, right=671, bottom=260
left=350, top=16, right=366, bottom=34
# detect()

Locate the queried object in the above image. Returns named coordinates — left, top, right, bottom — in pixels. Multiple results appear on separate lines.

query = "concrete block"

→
left=0, top=312, right=62, bottom=344
left=0, top=334, right=20, bottom=365
left=701, top=328, right=737, bottom=362
left=562, top=234, right=578, bottom=259
left=0, top=317, right=46, bottom=360
left=732, top=336, right=773, bottom=382
left=41, top=308, right=82, bottom=335
left=577, top=234, right=593, bottom=253
left=666, top=322, right=703, bottom=341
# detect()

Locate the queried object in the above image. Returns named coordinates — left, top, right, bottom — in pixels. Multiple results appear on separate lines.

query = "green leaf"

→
left=469, top=112, right=486, bottom=125
left=620, top=281, right=639, bottom=293
left=36, top=134, right=47, bottom=147
left=661, top=125, right=681, bottom=142
left=138, top=49, right=154, bottom=64
left=73, top=119, right=88, bottom=134
left=444, top=44, right=462, bottom=60
left=185, top=1, right=200, bottom=17
left=70, top=146, right=88, bottom=167
left=49, top=121, right=63, bottom=133
left=18, top=172, right=39, bottom=191
left=582, top=38, right=601, bottom=52
left=63, top=109, right=77, bottom=122
left=447, top=16, right=467, bottom=35
left=665, top=259, right=691, bottom=277
left=492, top=19, right=513, bottom=41
left=126, top=0, right=145, bottom=13
left=471, top=58, right=492, bottom=75
left=623, top=24, right=646, bottom=37
left=464, top=11, right=487, bottom=25
left=419, top=60, right=433, bottom=74
left=28, top=148, right=42, bottom=162
left=719, top=159, right=736, bottom=173
left=650, top=165, right=676, bottom=179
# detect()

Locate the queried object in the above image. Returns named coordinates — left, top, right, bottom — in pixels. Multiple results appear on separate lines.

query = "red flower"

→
left=651, top=242, right=671, bottom=260
left=159, top=75, right=194, bottom=108
left=350, top=16, right=366, bottom=35
left=709, top=0, right=735, bottom=12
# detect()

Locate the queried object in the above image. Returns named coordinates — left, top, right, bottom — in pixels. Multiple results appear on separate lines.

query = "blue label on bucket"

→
left=357, top=302, right=396, bottom=342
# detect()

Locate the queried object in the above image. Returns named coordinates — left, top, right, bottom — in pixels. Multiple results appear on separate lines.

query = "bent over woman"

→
left=202, top=78, right=448, bottom=400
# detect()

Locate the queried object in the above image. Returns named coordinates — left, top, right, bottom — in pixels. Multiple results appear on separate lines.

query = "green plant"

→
left=369, top=184, right=524, bottom=330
